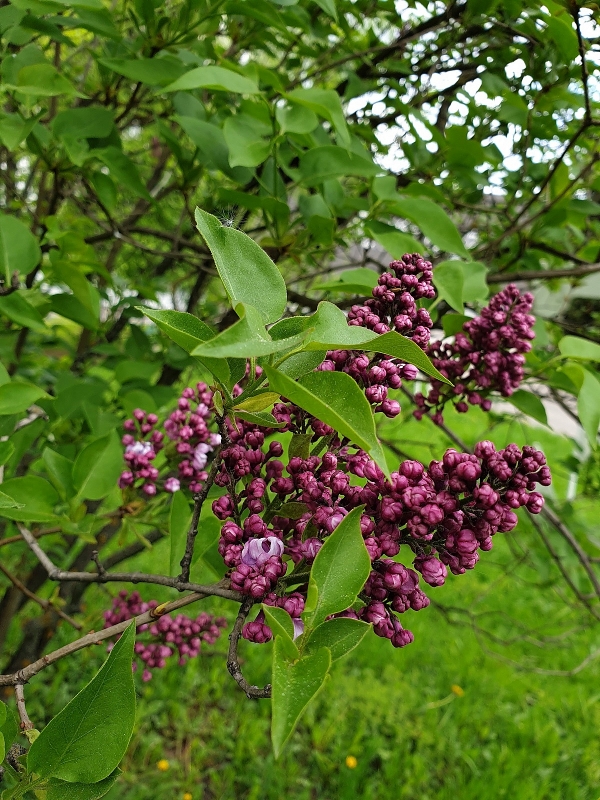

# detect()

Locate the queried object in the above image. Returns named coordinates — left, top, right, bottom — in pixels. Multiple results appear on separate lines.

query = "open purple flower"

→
left=241, top=536, right=285, bottom=568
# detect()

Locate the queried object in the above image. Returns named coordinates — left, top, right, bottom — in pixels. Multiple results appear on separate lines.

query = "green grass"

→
left=21, top=527, right=600, bottom=800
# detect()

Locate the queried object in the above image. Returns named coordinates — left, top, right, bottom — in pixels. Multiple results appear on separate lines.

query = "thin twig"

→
left=0, top=562, right=82, bottom=631
left=14, top=684, right=34, bottom=731
left=17, top=523, right=242, bottom=602
left=227, top=597, right=271, bottom=699
left=179, top=448, right=221, bottom=583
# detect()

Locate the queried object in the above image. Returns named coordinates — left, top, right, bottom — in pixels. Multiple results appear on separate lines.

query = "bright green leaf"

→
left=0, top=213, right=41, bottom=283
left=510, top=389, right=548, bottom=426
left=46, top=769, right=121, bottom=800
left=195, top=208, right=287, bottom=324
left=271, top=639, right=330, bottom=759
left=558, top=336, right=600, bottom=362
left=390, top=197, right=469, bottom=257
left=163, top=66, right=259, bottom=95
left=72, top=430, right=123, bottom=501
left=286, top=89, right=347, bottom=145
left=0, top=476, right=58, bottom=521
left=433, top=261, right=464, bottom=312
left=264, top=366, right=388, bottom=475
left=0, top=381, right=49, bottom=415
left=303, top=507, right=371, bottom=629
left=300, top=146, right=379, bottom=184
left=28, top=623, right=136, bottom=782
left=306, top=617, right=370, bottom=661
left=262, top=605, right=299, bottom=660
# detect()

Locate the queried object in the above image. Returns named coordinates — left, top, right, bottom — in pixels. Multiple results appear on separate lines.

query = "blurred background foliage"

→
left=1, top=0, right=600, bottom=796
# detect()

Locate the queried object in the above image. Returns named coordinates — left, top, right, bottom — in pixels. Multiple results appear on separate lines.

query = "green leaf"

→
left=276, top=104, right=318, bottom=134
left=234, top=392, right=280, bottom=412
left=0, top=110, right=43, bottom=150
left=100, top=56, right=186, bottom=86
left=223, top=114, right=271, bottom=168
left=0, top=212, right=41, bottom=283
left=0, top=290, right=46, bottom=332
left=288, top=433, right=312, bottom=460
left=389, top=197, right=469, bottom=258
left=0, top=703, right=18, bottom=757
left=286, top=89, right=347, bottom=145
left=0, top=381, right=49, bottom=415
left=0, top=476, right=58, bottom=521
left=544, top=13, right=579, bottom=61
left=461, top=261, right=489, bottom=303
left=264, top=366, right=388, bottom=475
left=558, top=336, right=600, bottom=362
left=577, top=367, right=600, bottom=448
left=43, top=447, right=75, bottom=500
left=365, top=220, right=425, bottom=258
left=433, top=261, right=464, bottom=312
left=169, top=490, right=192, bottom=578
left=139, top=307, right=213, bottom=349
left=311, top=0, right=337, bottom=20
left=174, top=116, right=252, bottom=182
left=195, top=208, right=287, bottom=324
left=510, top=389, right=548, bottom=426
left=306, top=617, right=370, bottom=661
left=52, top=107, right=114, bottom=140
left=271, top=639, right=330, bottom=759
left=0, top=440, right=15, bottom=466
left=13, top=63, right=78, bottom=96
left=303, top=506, right=371, bottom=629
left=95, top=148, right=151, bottom=201
left=163, top=66, right=259, bottom=95
left=191, top=304, right=307, bottom=359
left=271, top=302, right=450, bottom=383
left=262, top=605, right=299, bottom=660
left=300, top=146, right=379, bottom=184
left=234, top=409, right=285, bottom=427
left=442, top=313, right=470, bottom=337
left=138, top=307, right=230, bottom=387
left=49, top=293, right=99, bottom=330
left=46, top=769, right=121, bottom=800
left=72, top=430, right=123, bottom=501
left=28, top=623, right=136, bottom=782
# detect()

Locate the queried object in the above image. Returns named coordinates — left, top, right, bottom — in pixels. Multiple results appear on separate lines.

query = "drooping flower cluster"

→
left=119, top=382, right=220, bottom=495
left=415, top=284, right=535, bottom=423
left=318, top=254, right=435, bottom=418
left=212, top=422, right=549, bottom=647
left=104, top=590, right=227, bottom=681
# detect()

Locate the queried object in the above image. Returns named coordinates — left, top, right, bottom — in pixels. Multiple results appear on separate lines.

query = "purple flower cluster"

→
left=119, top=410, right=164, bottom=496
left=415, top=284, right=535, bottom=423
left=318, top=255, right=435, bottom=419
left=104, top=590, right=226, bottom=681
left=119, top=382, right=220, bottom=496
left=212, top=416, right=549, bottom=647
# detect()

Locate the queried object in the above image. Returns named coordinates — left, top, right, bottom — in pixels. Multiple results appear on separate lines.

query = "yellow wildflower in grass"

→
left=345, top=755, right=358, bottom=769
left=451, top=684, right=465, bottom=697
left=183, top=794, right=193, bottom=800
left=157, top=759, right=170, bottom=772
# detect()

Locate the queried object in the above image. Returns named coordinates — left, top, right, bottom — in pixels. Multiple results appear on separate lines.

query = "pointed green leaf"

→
left=559, top=336, right=600, bottom=362
left=271, top=639, right=330, bottom=759
left=28, top=623, right=136, bottom=782
left=191, top=304, right=307, bottom=359
left=264, top=366, right=388, bottom=475
left=195, top=208, right=287, bottom=324
left=163, top=66, right=259, bottom=94
left=0, top=476, right=57, bottom=521
left=433, top=260, right=464, bottom=312
left=72, top=430, right=123, bottom=501
left=510, top=389, right=548, bottom=426
left=303, top=507, right=371, bottom=629
left=577, top=367, right=600, bottom=448
left=0, top=381, right=49, bottom=415
left=389, top=197, right=469, bottom=257
left=306, top=618, right=370, bottom=661
left=0, top=291, right=47, bottom=332
left=286, top=89, right=347, bottom=145
left=262, top=605, right=299, bottom=660
left=0, top=213, right=41, bottom=283
left=300, top=146, right=379, bottom=184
